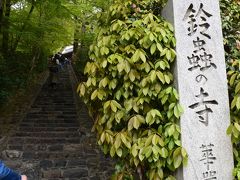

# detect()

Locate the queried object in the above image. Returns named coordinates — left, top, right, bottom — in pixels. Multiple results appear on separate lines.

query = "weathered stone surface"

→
left=67, top=159, right=87, bottom=167
left=4, top=160, right=22, bottom=169
left=22, top=152, right=35, bottom=159
left=90, top=176, right=100, bottom=180
left=64, top=144, right=83, bottom=152
left=3, top=150, right=23, bottom=159
left=162, top=0, right=234, bottom=179
left=48, top=144, right=63, bottom=151
left=79, top=178, right=89, bottom=180
left=63, top=168, right=88, bottom=178
left=0, top=66, right=114, bottom=179
left=40, top=160, right=53, bottom=169
left=7, top=145, right=23, bottom=151
left=53, top=160, right=67, bottom=168
left=42, top=169, right=62, bottom=178
left=0, top=137, right=6, bottom=144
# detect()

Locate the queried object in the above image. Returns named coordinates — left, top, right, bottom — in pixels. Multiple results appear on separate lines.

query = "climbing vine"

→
left=221, top=0, right=240, bottom=178
left=78, top=0, right=187, bottom=179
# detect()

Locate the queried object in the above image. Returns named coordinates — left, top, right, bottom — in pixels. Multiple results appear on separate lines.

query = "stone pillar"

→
left=162, top=0, right=234, bottom=179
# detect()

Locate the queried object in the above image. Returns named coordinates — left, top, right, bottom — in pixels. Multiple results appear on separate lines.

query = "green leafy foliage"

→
left=221, top=0, right=240, bottom=178
left=0, top=0, right=76, bottom=106
left=71, top=0, right=114, bottom=77
left=78, top=0, right=187, bottom=178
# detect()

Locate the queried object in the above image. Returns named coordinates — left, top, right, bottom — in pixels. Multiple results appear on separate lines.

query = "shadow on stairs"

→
left=0, top=66, right=114, bottom=180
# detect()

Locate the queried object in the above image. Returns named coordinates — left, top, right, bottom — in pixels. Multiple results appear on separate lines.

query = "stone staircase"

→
left=0, top=67, right=114, bottom=180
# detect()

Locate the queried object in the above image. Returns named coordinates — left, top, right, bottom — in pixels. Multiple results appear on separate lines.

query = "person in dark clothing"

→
left=48, top=55, right=60, bottom=89
left=0, top=161, right=27, bottom=180
left=56, top=52, right=69, bottom=69
left=53, top=52, right=61, bottom=62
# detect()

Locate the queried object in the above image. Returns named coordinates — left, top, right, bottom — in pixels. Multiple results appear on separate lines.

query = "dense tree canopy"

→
left=0, top=0, right=111, bottom=104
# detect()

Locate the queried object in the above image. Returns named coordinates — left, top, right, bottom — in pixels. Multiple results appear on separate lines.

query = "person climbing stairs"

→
left=0, top=67, right=114, bottom=180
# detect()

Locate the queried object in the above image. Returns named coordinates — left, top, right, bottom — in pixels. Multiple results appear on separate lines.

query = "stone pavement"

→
left=0, top=67, right=114, bottom=180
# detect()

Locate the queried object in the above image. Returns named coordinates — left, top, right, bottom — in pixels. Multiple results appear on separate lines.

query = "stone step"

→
left=25, top=114, right=78, bottom=117
left=36, top=97, right=74, bottom=100
left=40, top=158, right=87, bottom=169
left=2, top=151, right=85, bottom=161
left=23, top=115, right=77, bottom=119
left=33, top=97, right=74, bottom=100
left=32, top=102, right=75, bottom=105
left=18, top=127, right=79, bottom=132
left=13, top=131, right=80, bottom=138
left=25, top=114, right=77, bottom=119
left=21, top=119, right=77, bottom=124
left=28, top=110, right=76, bottom=114
left=23, top=151, right=85, bottom=160
left=0, top=67, right=114, bottom=179
left=41, top=178, right=80, bottom=180
left=19, top=123, right=79, bottom=127
left=6, top=143, right=85, bottom=152
left=41, top=167, right=88, bottom=179
left=8, top=137, right=81, bottom=145
left=3, top=146, right=88, bottom=160
left=31, top=104, right=76, bottom=107
left=3, top=158, right=112, bottom=179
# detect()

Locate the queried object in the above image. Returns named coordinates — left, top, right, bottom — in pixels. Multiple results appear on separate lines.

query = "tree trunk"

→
left=12, top=1, right=35, bottom=52
left=73, top=16, right=81, bottom=54
left=73, top=34, right=79, bottom=54
left=28, top=47, right=41, bottom=76
left=0, top=0, right=4, bottom=52
left=2, top=0, right=11, bottom=54
left=0, top=0, right=4, bottom=31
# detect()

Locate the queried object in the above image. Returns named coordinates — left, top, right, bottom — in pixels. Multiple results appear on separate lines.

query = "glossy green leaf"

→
left=164, top=75, right=171, bottom=84
left=110, top=146, right=115, bottom=157
left=160, top=147, right=168, bottom=158
left=156, top=43, right=163, bottom=52
left=91, top=90, right=98, bottom=100
left=173, top=155, right=182, bottom=168
left=234, top=123, right=240, bottom=132
left=114, top=134, right=121, bottom=149
left=150, top=43, right=157, bottom=55
left=110, top=101, right=117, bottom=112
left=140, top=51, right=146, bottom=63
left=116, top=148, right=123, bottom=157
left=235, top=82, right=240, bottom=94
left=132, top=144, right=138, bottom=157
left=166, top=49, right=171, bottom=60
left=230, top=73, right=237, bottom=86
